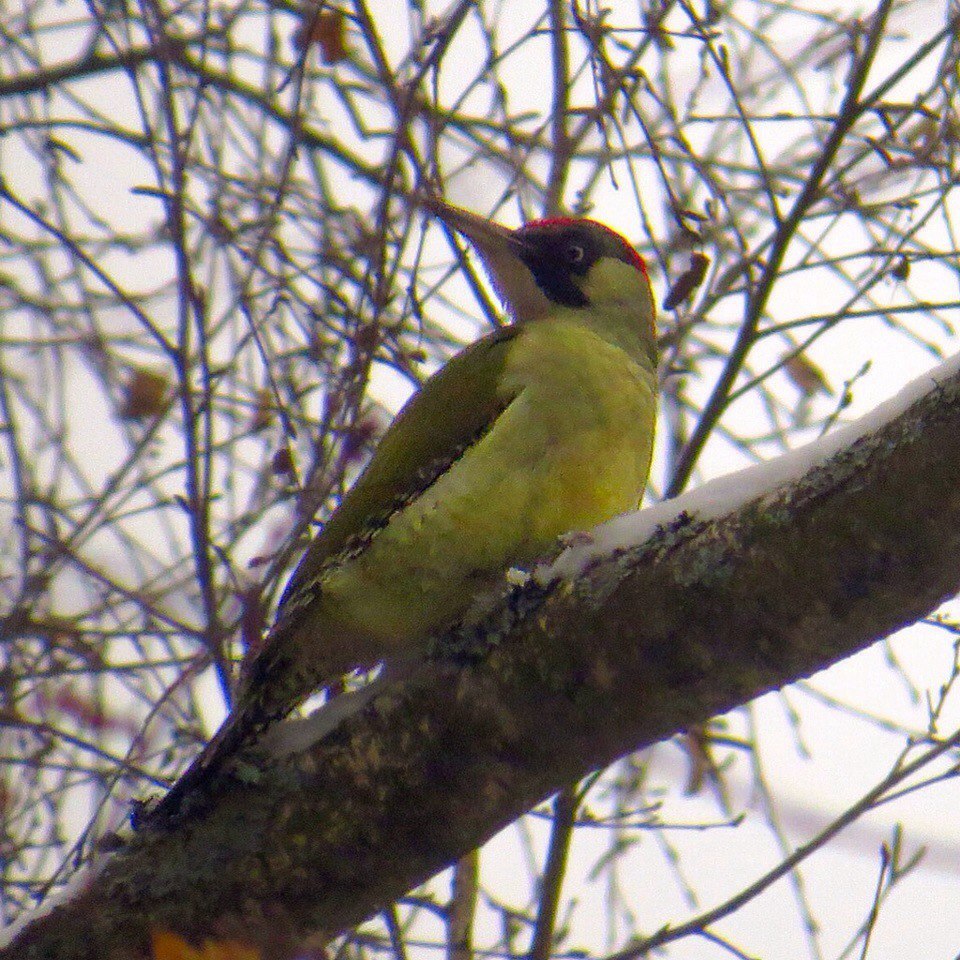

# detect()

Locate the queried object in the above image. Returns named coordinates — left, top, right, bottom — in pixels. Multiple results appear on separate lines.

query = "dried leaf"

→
left=784, top=354, right=831, bottom=397
left=663, top=253, right=710, bottom=310
left=341, top=414, right=378, bottom=467
left=238, top=582, right=267, bottom=656
left=250, top=388, right=273, bottom=431
left=271, top=446, right=295, bottom=477
left=890, top=255, right=910, bottom=281
left=293, top=8, right=347, bottom=63
left=120, top=367, right=169, bottom=420
left=152, top=929, right=261, bottom=960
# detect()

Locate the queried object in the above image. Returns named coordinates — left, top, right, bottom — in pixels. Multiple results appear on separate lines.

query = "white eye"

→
left=566, top=243, right=585, bottom=264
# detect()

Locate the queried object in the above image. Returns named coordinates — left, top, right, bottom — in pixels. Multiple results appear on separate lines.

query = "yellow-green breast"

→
left=317, top=314, right=657, bottom=645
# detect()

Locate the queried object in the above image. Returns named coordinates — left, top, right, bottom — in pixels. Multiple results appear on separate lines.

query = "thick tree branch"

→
left=7, top=360, right=960, bottom=960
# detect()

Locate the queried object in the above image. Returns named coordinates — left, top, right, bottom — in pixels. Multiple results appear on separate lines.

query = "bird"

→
left=149, top=198, right=658, bottom=822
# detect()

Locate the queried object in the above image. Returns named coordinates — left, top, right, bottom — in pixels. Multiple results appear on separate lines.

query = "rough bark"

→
left=7, top=363, right=960, bottom=960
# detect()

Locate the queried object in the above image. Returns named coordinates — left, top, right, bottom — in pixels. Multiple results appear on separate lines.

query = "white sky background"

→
left=2, top=0, right=960, bottom=957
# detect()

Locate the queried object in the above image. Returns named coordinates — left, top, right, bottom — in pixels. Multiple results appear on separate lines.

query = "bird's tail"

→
left=144, top=692, right=266, bottom=825
left=144, top=639, right=303, bottom=826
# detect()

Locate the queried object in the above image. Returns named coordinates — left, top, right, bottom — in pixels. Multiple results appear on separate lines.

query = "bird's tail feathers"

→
left=144, top=690, right=270, bottom=825
left=144, top=638, right=306, bottom=825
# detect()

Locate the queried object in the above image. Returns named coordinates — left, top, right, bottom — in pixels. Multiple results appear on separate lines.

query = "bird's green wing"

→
left=278, top=324, right=520, bottom=611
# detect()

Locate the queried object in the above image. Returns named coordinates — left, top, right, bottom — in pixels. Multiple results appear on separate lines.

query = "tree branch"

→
left=7, top=359, right=960, bottom=960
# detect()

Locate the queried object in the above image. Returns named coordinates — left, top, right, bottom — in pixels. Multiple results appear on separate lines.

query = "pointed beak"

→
left=421, top=195, right=521, bottom=253
left=421, top=196, right=550, bottom=322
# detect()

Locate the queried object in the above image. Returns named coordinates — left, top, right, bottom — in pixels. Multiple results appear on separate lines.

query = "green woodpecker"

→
left=153, top=199, right=657, bottom=819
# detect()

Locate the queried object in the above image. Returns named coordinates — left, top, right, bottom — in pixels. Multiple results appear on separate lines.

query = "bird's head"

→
left=423, top=197, right=655, bottom=362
